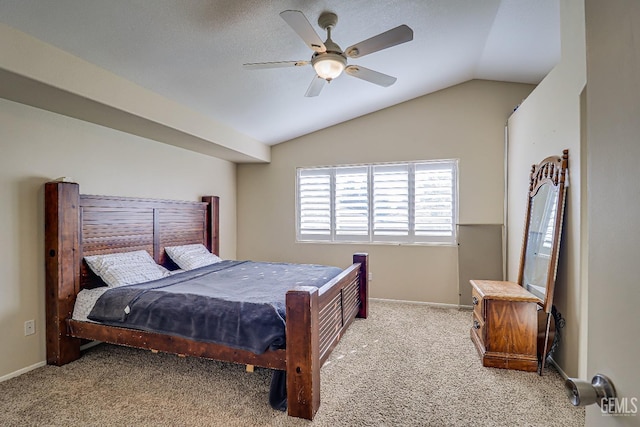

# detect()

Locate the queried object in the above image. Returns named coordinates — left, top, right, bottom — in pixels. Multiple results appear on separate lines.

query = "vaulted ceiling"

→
left=0, top=0, right=559, bottom=160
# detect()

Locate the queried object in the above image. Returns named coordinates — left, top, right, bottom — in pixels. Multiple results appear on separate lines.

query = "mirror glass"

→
left=521, top=183, right=559, bottom=301
left=516, top=150, right=568, bottom=317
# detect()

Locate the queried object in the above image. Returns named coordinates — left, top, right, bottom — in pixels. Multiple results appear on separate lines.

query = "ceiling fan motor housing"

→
left=312, top=11, right=347, bottom=81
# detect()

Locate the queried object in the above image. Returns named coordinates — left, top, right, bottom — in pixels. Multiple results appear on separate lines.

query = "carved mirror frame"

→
left=517, top=149, right=568, bottom=314
left=516, top=150, right=568, bottom=373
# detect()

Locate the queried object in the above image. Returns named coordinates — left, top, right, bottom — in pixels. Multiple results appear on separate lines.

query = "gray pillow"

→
left=165, top=244, right=222, bottom=270
left=84, top=250, right=169, bottom=287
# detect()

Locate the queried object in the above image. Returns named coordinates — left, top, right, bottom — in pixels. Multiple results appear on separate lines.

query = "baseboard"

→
left=0, top=361, right=46, bottom=383
left=1, top=341, right=103, bottom=383
left=371, top=297, right=469, bottom=310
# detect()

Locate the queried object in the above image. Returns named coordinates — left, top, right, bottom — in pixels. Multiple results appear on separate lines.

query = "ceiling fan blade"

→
left=305, top=76, right=326, bottom=97
left=243, top=60, right=309, bottom=70
left=345, top=24, right=413, bottom=58
left=280, top=10, right=326, bottom=53
left=345, top=65, right=397, bottom=87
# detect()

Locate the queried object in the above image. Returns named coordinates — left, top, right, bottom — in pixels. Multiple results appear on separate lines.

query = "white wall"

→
left=506, top=0, right=586, bottom=377
left=237, top=80, right=533, bottom=304
left=0, top=98, right=236, bottom=379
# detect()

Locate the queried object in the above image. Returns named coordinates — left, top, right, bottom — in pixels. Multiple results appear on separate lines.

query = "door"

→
left=585, top=1, right=640, bottom=425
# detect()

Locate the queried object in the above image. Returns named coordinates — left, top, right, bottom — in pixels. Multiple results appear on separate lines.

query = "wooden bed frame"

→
left=44, top=181, right=368, bottom=420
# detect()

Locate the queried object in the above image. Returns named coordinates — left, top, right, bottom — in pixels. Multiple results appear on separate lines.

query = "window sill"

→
left=295, top=239, right=458, bottom=247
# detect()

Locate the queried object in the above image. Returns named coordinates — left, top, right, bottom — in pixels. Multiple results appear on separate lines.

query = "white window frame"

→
left=296, top=159, right=458, bottom=245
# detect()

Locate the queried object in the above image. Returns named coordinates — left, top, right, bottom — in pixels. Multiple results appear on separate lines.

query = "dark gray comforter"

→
left=87, top=260, right=342, bottom=354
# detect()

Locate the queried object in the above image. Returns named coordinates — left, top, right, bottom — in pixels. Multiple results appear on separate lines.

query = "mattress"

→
left=73, top=260, right=342, bottom=354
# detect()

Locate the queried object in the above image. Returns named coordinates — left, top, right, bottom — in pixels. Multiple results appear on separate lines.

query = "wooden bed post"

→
left=354, top=253, right=369, bottom=319
left=44, top=181, right=81, bottom=365
left=285, top=286, right=320, bottom=420
left=202, top=196, right=219, bottom=256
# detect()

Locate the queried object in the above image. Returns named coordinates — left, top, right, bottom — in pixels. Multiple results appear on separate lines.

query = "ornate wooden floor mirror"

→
left=469, top=150, right=568, bottom=375
left=519, top=149, right=569, bottom=374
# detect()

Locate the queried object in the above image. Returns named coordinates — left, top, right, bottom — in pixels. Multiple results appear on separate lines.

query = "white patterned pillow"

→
left=84, top=250, right=170, bottom=287
left=165, top=244, right=222, bottom=270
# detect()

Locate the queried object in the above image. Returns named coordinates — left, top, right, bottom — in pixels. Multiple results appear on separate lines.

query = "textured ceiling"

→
left=0, top=0, right=560, bottom=146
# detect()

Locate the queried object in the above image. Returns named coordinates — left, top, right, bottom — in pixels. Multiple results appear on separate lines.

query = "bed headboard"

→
left=45, top=181, right=219, bottom=290
left=44, top=181, right=219, bottom=364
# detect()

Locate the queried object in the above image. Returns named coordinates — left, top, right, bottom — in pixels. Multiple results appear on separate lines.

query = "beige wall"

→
left=506, top=0, right=586, bottom=378
left=584, top=0, right=640, bottom=424
left=237, top=80, right=533, bottom=304
left=0, top=98, right=237, bottom=379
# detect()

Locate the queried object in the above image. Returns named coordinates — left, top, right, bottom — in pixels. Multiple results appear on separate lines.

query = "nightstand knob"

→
left=472, top=296, right=479, bottom=305
left=473, top=320, right=480, bottom=330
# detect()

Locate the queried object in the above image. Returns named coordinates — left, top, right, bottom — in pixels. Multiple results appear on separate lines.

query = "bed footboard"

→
left=285, top=253, right=368, bottom=420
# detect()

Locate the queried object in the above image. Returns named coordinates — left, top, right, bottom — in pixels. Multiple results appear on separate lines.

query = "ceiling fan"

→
left=243, top=10, right=413, bottom=97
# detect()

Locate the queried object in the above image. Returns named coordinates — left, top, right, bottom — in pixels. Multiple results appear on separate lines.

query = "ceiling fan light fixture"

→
left=245, top=10, right=413, bottom=96
left=312, top=53, right=347, bottom=81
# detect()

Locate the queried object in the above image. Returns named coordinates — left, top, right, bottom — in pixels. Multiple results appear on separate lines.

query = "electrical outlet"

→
left=368, top=272, right=373, bottom=281
left=24, top=320, right=35, bottom=336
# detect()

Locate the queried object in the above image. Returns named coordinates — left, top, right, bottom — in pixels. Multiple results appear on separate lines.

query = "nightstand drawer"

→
left=472, top=312, right=484, bottom=346
left=471, top=288, right=483, bottom=317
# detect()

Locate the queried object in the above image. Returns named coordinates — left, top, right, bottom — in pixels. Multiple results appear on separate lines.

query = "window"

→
left=296, top=160, right=458, bottom=244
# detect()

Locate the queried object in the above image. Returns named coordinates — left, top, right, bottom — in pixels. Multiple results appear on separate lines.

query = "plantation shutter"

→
left=373, top=164, right=409, bottom=237
left=297, top=160, right=458, bottom=244
left=414, top=162, right=456, bottom=243
left=335, top=166, right=369, bottom=239
left=542, top=193, right=558, bottom=251
left=297, top=168, right=332, bottom=239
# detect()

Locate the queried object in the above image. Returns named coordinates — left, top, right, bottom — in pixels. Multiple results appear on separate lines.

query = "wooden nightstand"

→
left=470, top=279, right=542, bottom=372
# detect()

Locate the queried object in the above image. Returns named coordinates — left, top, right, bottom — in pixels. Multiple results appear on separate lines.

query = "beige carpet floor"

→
left=0, top=300, right=584, bottom=426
